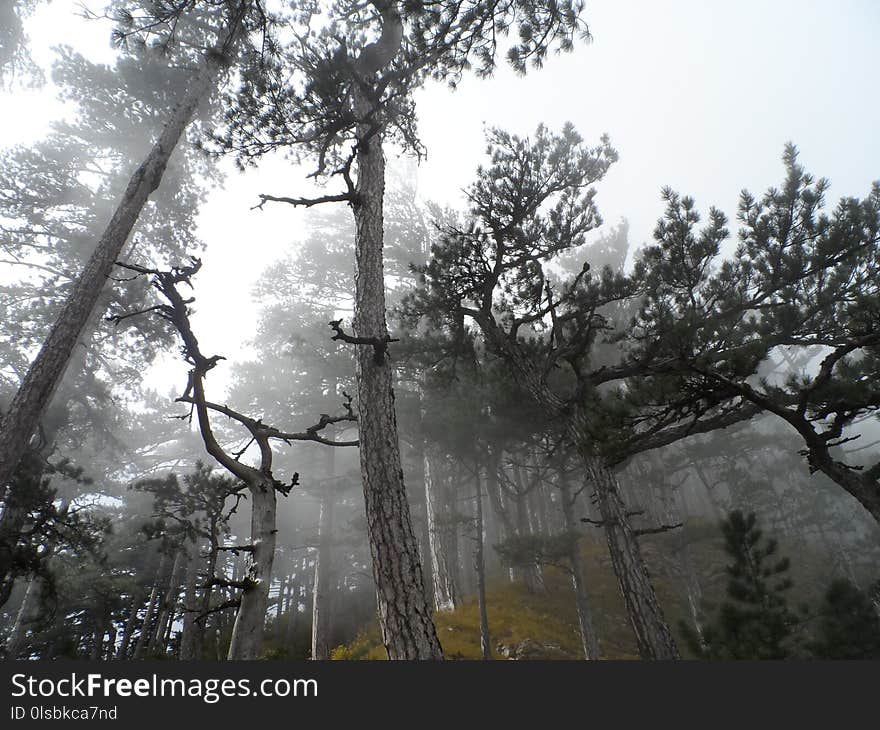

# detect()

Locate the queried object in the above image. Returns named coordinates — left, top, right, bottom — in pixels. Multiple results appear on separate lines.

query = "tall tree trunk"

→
left=275, top=573, right=287, bottom=625
left=578, top=447, right=679, bottom=660
left=227, top=480, right=276, bottom=660
left=350, top=84, right=442, bottom=660
left=179, top=545, right=202, bottom=660
left=153, top=547, right=184, bottom=652
left=90, top=620, right=105, bottom=661
left=311, top=489, right=336, bottom=660
left=514, top=490, right=544, bottom=593
left=284, top=568, right=300, bottom=650
left=484, top=453, right=516, bottom=582
left=558, top=475, right=601, bottom=660
left=424, top=448, right=459, bottom=611
left=116, top=588, right=145, bottom=660
left=474, top=321, right=677, bottom=659
left=4, top=574, right=37, bottom=658
left=473, top=468, right=491, bottom=660
left=0, top=17, right=241, bottom=489
left=133, top=551, right=168, bottom=659
left=105, top=622, right=117, bottom=661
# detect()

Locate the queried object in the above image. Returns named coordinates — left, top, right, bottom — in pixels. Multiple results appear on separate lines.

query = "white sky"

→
left=2, top=0, right=879, bottom=398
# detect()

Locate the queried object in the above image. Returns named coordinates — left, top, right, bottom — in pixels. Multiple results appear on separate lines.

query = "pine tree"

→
left=213, top=0, right=590, bottom=660
left=809, top=578, right=880, bottom=659
left=0, top=1, right=257, bottom=493
left=688, top=511, right=799, bottom=659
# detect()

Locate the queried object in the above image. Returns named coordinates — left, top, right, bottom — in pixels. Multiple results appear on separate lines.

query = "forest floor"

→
left=331, top=522, right=841, bottom=660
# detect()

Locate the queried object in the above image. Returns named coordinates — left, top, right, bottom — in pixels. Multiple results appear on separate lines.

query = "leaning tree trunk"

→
left=227, top=480, right=277, bottom=660
left=575, top=439, right=679, bottom=660
left=558, top=475, right=601, bottom=660
left=349, top=85, right=442, bottom=660
left=311, top=488, right=336, bottom=660
left=477, top=327, right=677, bottom=659
left=0, top=20, right=239, bottom=490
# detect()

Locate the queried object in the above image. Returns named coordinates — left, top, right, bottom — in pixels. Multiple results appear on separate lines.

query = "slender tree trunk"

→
left=105, top=622, right=117, bottom=661
left=153, top=547, right=184, bottom=651
left=350, top=85, right=442, bottom=660
left=5, top=574, right=37, bottom=658
left=473, top=469, right=491, bottom=660
left=133, top=552, right=168, bottom=659
left=227, top=480, right=276, bottom=660
left=558, top=475, right=601, bottom=660
left=0, top=18, right=240, bottom=489
left=275, top=573, right=286, bottom=625
left=424, top=448, right=459, bottom=611
left=284, top=569, right=299, bottom=649
left=577, top=445, right=679, bottom=660
left=179, top=546, right=202, bottom=660
left=484, top=453, right=516, bottom=582
left=116, top=588, right=145, bottom=660
left=311, top=489, right=336, bottom=660
left=514, top=490, right=544, bottom=593
left=90, top=621, right=104, bottom=661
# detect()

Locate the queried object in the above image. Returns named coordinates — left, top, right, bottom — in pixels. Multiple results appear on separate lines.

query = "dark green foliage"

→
left=0, top=450, right=105, bottom=610
left=686, top=511, right=800, bottom=659
left=808, top=579, right=880, bottom=659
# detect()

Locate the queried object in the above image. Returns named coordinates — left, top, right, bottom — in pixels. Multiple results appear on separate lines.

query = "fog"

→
left=1, top=1, right=879, bottom=662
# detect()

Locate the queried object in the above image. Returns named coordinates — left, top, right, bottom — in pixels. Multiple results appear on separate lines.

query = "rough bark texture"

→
left=0, top=24, right=235, bottom=490
left=227, top=480, right=276, bottom=660
left=350, top=83, right=442, bottom=659
left=473, top=315, right=677, bottom=658
left=577, top=442, right=679, bottom=660
left=311, top=489, right=336, bottom=660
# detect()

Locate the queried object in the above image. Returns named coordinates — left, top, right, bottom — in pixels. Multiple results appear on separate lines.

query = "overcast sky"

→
left=2, top=0, right=879, bottom=398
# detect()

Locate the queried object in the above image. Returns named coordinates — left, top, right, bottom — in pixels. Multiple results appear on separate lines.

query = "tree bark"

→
left=424, top=448, right=459, bottom=611
left=152, top=547, right=184, bottom=652
left=133, top=551, right=168, bottom=659
left=311, top=489, right=336, bottom=660
left=350, top=82, right=442, bottom=659
left=5, top=574, right=37, bottom=658
left=577, top=443, right=679, bottom=660
left=0, top=18, right=239, bottom=490
left=227, top=480, right=276, bottom=660
left=284, top=567, right=300, bottom=649
left=558, top=474, right=601, bottom=660
left=116, top=588, right=145, bottom=660
left=514, top=488, right=544, bottom=593
left=179, top=546, right=202, bottom=660
left=473, top=469, right=491, bottom=660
